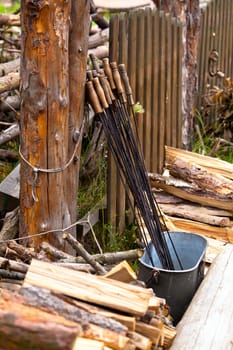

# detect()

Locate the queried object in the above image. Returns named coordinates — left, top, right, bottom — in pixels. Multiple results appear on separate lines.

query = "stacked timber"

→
left=0, top=258, right=177, bottom=350
left=149, top=146, right=233, bottom=243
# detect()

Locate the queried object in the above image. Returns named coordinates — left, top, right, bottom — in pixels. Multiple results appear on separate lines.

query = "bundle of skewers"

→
left=86, top=55, right=181, bottom=271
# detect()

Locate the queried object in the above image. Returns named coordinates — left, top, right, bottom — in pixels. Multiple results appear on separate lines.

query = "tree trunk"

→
left=20, top=0, right=90, bottom=252
left=154, top=0, right=200, bottom=150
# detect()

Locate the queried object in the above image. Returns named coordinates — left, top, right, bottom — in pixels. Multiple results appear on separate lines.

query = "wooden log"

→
left=88, top=28, right=109, bottom=49
left=149, top=173, right=233, bottom=211
left=72, top=337, right=105, bottom=350
left=63, top=232, right=107, bottom=275
left=135, top=321, right=162, bottom=347
left=0, top=13, right=20, bottom=26
left=0, top=257, right=28, bottom=274
left=24, top=259, right=151, bottom=316
left=69, top=299, right=136, bottom=332
left=0, top=72, right=19, bottom=93
left=159, top=203, right=231, bottom=227
left=166, top=158, right=233, bottom=198
left=0, top=122, right=20, bottom=146
left=60, top=249, right=144, bottom=264
left=0, top=148, right=19, bottom=161
left=166, top=216, right=233, bottom=243
left=104, top=260, right=137, bottom=283
left=165, top=146, right=233, bottom=180
left=0, top=58, right=20, bottom=76
left=0, top=289, right=83, bottom=350
left=0, top=207, right=19, bottom=256
left=127, top=331, right=152, bottom=350
left=19, top=286, right=128, bottom=335
left=7, top=240, right=37, bottom=263
left=170, top=244, right=233, bottom=350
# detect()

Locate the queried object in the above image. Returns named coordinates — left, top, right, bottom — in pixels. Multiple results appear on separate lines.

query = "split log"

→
left=19, top=286, right=128, bottom=335
left=159, top=203, right=231, bottom=227
left=165, top=146, right=233, bottom=180
left=24, top=259, right=152, bottom=316
left=69, top=299, right=136, bottom=332
left=127, top=331, right=152, bottom=350
left=149, top=173, right=233, bottom=212
left=0, top=122, right=20, bottom=146
left=135, top=321, right=162, bottom=347
left=165, top=216, right=233, bottom=243
left=104, top=260, right=137, bottom=283
left=0, top=289, right=83, bottom=350
left=170, top=245, right=233, bottom=350
left=166, top=158, right=233, bottom=198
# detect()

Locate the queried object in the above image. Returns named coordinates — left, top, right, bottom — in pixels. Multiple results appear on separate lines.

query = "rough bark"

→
left=20, top=0, right=90, bottom=252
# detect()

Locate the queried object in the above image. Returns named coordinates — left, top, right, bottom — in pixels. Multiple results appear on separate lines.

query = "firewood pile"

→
left=149, top=146, right=233, bottom=244
left=0, top=231, right=177, bottom=350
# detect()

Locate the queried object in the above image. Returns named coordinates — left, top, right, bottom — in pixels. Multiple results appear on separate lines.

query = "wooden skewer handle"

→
left=86, top=81, right=103, bottom=114
left=102, top=57, right=116, bottom=89
left=110, top=62, right=124, bottom=94
left=93, top=77, right=109, bottom=109
left=118, top=64, right=134, bottom=106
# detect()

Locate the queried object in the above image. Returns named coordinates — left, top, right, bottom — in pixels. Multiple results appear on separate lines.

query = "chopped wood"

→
left=170, top=244, right=233, bottom=350
left=88, top=28, right=109, bottom=49
left=0, top=289, right=83, bottom=350
left=104, top=260, right=137, bottom=283
left=150, top=175, right=233, bottom=211
left=135, top=321, right=162, bottom=347
left=0, top=207, right=19, bottom=256
left=165, top=216, right=233, bottom=243
left=165, top=146, right=233, bottom=180
left=0, top=269, right=24, bottom=280
left=63, top=232, right=107, bottom=275
left=68, top=299, right=136, bottom=332
left=127, top=331, right=152, bottom=350
left=24, top=259, right=151, bottom=316
left=166, top=158, right=233, bottom=198
left=72, top=337, right=105, bottom=350
left=0, top=256, right=28, bottom=273
left=159, top=203, right=231, bottom=227
left=7, top=240, right=37, bottom=263
left=19, top=286, right=128, bottom=335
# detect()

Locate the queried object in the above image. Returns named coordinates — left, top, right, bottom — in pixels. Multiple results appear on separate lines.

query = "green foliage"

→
left=0, top=1, right=20, bottom=14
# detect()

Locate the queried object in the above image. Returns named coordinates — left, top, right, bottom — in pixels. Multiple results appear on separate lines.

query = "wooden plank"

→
left=151, top=9, right=160, bottom=173
left=24, top=259, right=151, bottom=316
left=164, top=13, right=172, bottom=147
left=170, top=244, right=233, bottom=350
left=143, top=7, right=152, bottom=169
left=158, top=11, right=166, bottom=173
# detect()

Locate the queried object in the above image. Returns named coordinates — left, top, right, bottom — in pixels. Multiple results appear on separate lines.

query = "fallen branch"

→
left=63, top=232, right=107, bottom=275
left=0, top=72, right=20, bottom=93
left=0, top=122, right=20, bottom=146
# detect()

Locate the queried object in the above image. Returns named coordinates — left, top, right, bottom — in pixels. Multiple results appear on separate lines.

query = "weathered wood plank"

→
left=24, top=259, right=151, bottom=316
left=170, top=244, right=233, bottom=350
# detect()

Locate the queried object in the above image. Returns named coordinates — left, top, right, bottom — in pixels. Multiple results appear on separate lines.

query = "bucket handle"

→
left=145, top=268, right=160, bottom=287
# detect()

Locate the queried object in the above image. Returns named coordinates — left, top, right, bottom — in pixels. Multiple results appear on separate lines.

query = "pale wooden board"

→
left=170, top=244, right=233, bottom=350
left=94, top=0, right=151, bottom=10
left=24, top=259, right=151, bottom=316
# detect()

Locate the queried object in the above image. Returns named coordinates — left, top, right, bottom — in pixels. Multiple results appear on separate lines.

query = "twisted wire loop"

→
left=19, top=122, right=84, bottom=202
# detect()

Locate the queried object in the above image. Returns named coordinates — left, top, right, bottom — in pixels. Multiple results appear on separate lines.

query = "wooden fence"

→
left=106, top=1, right=233, bottom=233
left=107, top=8, right=183, bottom=232
left=197, top=0, right=233, bottom=112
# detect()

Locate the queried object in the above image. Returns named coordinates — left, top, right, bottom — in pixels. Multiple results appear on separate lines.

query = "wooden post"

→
left=20, top=0, right=90, bottom=252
